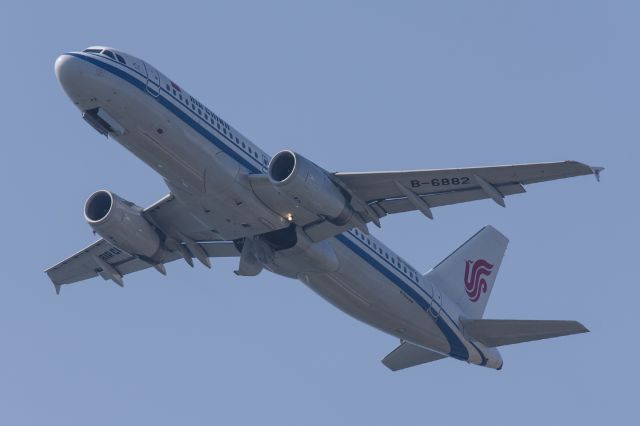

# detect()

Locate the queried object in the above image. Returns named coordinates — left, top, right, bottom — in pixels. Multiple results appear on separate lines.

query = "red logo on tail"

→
left=464, top=259, right=494, bottom=302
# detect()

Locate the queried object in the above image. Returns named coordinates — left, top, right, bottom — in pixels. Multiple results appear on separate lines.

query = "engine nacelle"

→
left=268, top=150, right=352, bottom=223
left=84, top=190, right=163, bottom=260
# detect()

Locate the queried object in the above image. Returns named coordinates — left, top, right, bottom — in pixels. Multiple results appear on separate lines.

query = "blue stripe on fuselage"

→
left=68, top=51, right=484, bottom=363
left=335, top=234, right=469, bottom=360
left=339, top=231, right=488, bottom=364
left=67, top=53, right=261, bottom=174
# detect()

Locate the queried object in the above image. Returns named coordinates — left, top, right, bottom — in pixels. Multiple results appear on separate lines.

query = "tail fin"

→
left=425, top=225, right=508, bottom=319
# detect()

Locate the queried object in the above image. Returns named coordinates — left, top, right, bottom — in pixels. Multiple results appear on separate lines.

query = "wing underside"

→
left=45, top=192, right=240, bottom=293
left=335, top=161, right=601, bottom=221
left=46, top=161, right=601, bottom=291
left=45, top=239, right=239, bottom=292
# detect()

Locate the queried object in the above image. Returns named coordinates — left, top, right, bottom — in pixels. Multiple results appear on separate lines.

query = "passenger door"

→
left=144, top=62, right=161, bottom=97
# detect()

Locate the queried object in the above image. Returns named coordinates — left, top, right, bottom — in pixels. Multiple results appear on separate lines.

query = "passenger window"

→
left=241, top=142, right=246, bottom=148
left=235, top=137, right=239, bottom=143
left=248, top=147, right=252, bottom=154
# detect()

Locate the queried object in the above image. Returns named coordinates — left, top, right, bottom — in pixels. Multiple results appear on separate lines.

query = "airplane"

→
left=47, top=46, right=603, bottom=371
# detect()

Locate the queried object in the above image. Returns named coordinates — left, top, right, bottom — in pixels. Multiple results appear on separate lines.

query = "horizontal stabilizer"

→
left=382, top=341, right=447, bottom=371
left=461, top=319, right=589, bottom=347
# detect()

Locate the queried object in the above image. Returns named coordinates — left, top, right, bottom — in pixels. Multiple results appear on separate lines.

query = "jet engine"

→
left=268, top=150, right=352, bottom=224
left=84, top=190, right=164, bottom=260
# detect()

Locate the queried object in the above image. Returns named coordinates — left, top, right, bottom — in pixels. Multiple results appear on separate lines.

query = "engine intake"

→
left=84, top=190, right=164, bottom=260
left=268, top=150, right=352, bottom=223
left=85, top=190, right=113, bottom=222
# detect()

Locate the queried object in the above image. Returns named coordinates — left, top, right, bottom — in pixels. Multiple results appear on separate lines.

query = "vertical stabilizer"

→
left=424, top=226, right=508, bottom=319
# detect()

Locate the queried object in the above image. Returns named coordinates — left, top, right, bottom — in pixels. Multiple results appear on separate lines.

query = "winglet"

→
left=53, top=283, right=61, bottom=295
left=591, top=166, right=604, bottom=182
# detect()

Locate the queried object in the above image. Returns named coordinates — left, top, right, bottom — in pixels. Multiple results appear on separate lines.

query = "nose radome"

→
left=55, top=54, right=84, bottom=91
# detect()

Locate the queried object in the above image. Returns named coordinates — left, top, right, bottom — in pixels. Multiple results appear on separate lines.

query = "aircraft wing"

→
left=45, top=193, right=240, bottom=293
left=141, top=193, right=227, bottom=242
left=334, top=161, right=602, bottom=220
left=45, top=239, right=239, bottom=293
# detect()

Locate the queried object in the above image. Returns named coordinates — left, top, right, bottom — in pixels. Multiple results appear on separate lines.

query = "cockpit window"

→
left=115, top=54, right=126, bottom=64
left=83, top=48, right=102, bottom=53
left=103, top=50, right=116, bottom=60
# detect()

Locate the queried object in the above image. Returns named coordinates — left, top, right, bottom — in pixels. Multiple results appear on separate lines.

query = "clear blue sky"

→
left=0, top=1, right=635, bottom=424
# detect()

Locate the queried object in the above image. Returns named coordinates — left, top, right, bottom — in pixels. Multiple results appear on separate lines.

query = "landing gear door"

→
left=144, top=62, right=161, bottom=97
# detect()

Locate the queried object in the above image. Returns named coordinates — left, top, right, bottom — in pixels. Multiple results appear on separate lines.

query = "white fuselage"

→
left=54, top=48, right=501, bottom=368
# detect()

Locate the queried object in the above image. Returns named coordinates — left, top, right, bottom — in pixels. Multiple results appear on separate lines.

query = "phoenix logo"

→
left=464, top=259, right=494, bottom=302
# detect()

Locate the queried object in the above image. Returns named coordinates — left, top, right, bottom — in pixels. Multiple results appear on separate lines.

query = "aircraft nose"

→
left=54, top=54, right=91, bottom=96
left=55, top=54, right=79, bottom=85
